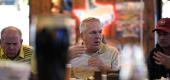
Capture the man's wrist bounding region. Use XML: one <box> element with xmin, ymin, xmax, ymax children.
<box><xmin>99</xmin><ymin>65</ymin><xmax>111</xmax><ymax>73</ymax></box>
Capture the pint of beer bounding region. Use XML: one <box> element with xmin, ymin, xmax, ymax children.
<box><xmin>0</xmin><ymin>60</ymin><xmax>31</xmax><ymax>80</ymax></box>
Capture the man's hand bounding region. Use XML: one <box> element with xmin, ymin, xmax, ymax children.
<box><xmin>68</xmin><ymin>45</ymin><xmax>86</xmax><ymax>60</ymax></box>
<box><xmin>153</xmin><ymin>51</ymin><xmax>170</xmax><ymax>69</ymax></box>
<box><xmin>88</xmin><ymin>56</ymin><xmax>111</xmax><ymax>72</ymax></box>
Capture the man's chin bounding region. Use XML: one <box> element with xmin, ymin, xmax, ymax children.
<box><xmin>92</xmin><ymin>46</ymin><xmax>100</xmax><ymax>50</ymax></box>
<box><xmin>7</xmin><ymin>53</ymin><xmax>17</xmax><ymax>56</ymax></box>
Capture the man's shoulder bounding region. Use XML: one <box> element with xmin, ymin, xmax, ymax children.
<box><xmin>22</xmin><ymin>45</ymin><xmax>34</xmax><ymax>54</ymax></box>
<box><xmin>103</xmin><ymin>44</ymin><xmax>118</xmax><ymax>51</ymax></box>
<box><xmin>101</xmin><ymin>44</ymin><xmax>119</xmax><ymax>54</ymax></box>
<box><xmin>22</xmin><ymin>45</ymin><xmax>33</xmax><ymax>49</ymax></box>
<box><xmin>22</xmin><ymin>45</ymin><xmax>33</xmax><ymax>50</ymax></box>
<box><xmin>147</xmin><ymin>47</ymin><xmax>158</xmax><ymax>60</ymax></box>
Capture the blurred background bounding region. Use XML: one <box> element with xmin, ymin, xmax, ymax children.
<box><xmin>0</xmin><ymin>0</ymin><xmax>169</xmax><ymax>59</ymax></box>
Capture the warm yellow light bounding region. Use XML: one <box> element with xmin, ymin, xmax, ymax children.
<box><xmin>52</xmin><ymin>0</ymin><xmax>60</xmax><ymax>6</ymax></box>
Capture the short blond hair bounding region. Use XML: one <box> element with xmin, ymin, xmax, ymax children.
<box><xmin>79</xmin><ymin>17</ymin><xmax>102</xmax><ymax>33</ymax></box>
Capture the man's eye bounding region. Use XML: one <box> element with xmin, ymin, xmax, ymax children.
<box><xmin>5</xmin><ymin>43</ymin><xmax>11</xmax><ymax>46</ymax></box>
<box><xmin>99</xmin><ymin>31</ymin><xmax>102</xmax><ymax>34</ymax></box>
<box><xmin>158</xmin><ymin>33</ymin><xmax>169</xmax><ymax>36</ymax></box>
<box><xmin>90</xmin><ymin>32</ymin><xmax>96</xmax><ymax>34</ymax></box>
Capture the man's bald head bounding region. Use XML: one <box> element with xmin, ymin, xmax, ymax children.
<box><xmin>1</xmin><ymin>26</ymin><xmax>22</xmax><ymax>39</ymax></box>
<box><xmin>0</xmin><ymin>26</ymin><xmax>23</xmax><ymax>58</ymax></box>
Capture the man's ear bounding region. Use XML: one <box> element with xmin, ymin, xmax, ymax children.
<box><xmin>80</xmin><ymin>33</ymin><xmax>84</xmax><ymax>40</ymax></box>
<box><xmin>80</xmin><ymin>33</ymin><xmax>83</xmax><ymax>38</ymax></box>
<box><xmin>79</xmin><ymin>33</ymin><xmax>84</xmax><ymax>45</ymax></box>
<box><xmin>21</xmin><ymin>39</ymin><xmax>23</xmax><ymax>44</ymax></box>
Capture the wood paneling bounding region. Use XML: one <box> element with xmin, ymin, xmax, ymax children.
<box><xmin>29</xmin><ymin>0</ymin><xmax>52</xmax><ymax>16</ymax></box>
<box><xmin>143</xmin><ymin>0</ymin><xmax>155</xmax><ymax>55</ymax></box>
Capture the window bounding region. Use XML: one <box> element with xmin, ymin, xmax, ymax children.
<box><xmin>0</xmin><ymin>0</ymin><xmax>29</xmax><ymax>45</ymax></box>
<box><xmin>162</xmin><ymin>0</ymin><xmax>170</xmax><ymax>17</ymax></box>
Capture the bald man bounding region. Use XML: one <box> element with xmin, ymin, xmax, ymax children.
<box><xmin>0</xmin><ymin>26</ymin><xmax>38</xmax><ymax>80</ymax></box>
<box><xmin>0</xmin><ymin>26</ymin><xmax>33</xmax><ymax>64</ymax></box>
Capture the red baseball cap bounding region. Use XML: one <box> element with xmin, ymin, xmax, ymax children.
<box><xmin>153</xmin><ymin>18</ymin><xmax>170</xmax><ymax>32</ymax></box>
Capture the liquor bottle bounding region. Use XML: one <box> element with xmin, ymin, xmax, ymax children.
<box><xmin>65</xmin><ymin>64</ymin><xmax>71</xmax><ymax>80</ymax></box>
<box><xmin>101</xmin><ymin>74</ymin><xmax>107</xmax><ymax>80</ymax></box>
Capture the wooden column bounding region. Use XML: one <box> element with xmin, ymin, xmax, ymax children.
<box><xmin>29</xmin><ymin>0</ymin><xmax>52</xmax><ymax>17</ymax></box>
<box><xmin>143</xmin><ymin>0</ymin><xmax>155</xmax><ymax>55</ymax></box>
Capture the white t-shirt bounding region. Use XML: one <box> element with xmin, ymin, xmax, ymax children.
<box><xmin>70</xmin><ymin>44</ymin><xmax>120</xmax><ymax>79</ymax></box>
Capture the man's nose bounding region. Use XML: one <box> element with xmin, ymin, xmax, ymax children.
<box><xmin>95</xmin><ymin>33</ymin><xmax>101</xmax><ymax>38</ymax></box>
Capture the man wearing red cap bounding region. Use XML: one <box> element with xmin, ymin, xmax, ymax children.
<box><xmin>147</xmin><ymin>18</ymin><xmax>170</xmax><ymax>79</ymax></box>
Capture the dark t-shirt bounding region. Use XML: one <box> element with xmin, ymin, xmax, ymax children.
<box><xmin>147</xmin><ymin>44</ymin><xmax>170</xmax><ymax>80</ymax></box>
